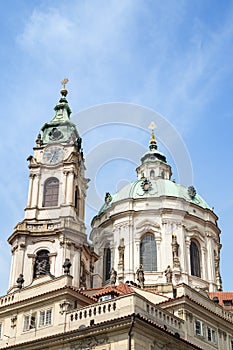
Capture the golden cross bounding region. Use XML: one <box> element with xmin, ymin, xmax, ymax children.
<box><xmin>148</xmin><ymin>121</ymin><xmax>157</xmax><ymax>132</ymax></box>
<box><xmin>61</xmin><ymin>78</ymin><xmax>69</xmax><ymax>89</ymax></box>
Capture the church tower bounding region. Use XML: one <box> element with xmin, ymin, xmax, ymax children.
<box><xmin>8</xmin><ymin>80</ymin><xmax>97</xmax><ymax>292</ymax></box>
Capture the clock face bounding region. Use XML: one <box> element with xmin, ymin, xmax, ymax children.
<box><xmin>43</xmin><ymin>146</ymin><xmax>64</xmax><ymax>164</ymax></box>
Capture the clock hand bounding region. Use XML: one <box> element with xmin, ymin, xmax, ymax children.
<box><xmin>50</xmin><ymin>151</ymin><xmax>56</xmax><ymax>163</ymax></box>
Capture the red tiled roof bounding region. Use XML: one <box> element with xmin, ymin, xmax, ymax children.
<box><xmin>93</xmin><ymin>283</ymin><xmax>134</xmax><ymax>298</ymax></box>
<box><xmin>209</xmin><ymin>292</ymin><xmax>233</xmax><ymax>309</ymax></box>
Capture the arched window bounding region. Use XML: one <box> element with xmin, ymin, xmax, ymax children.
<box><xmin>140</xmin><ymin>234</ymin><xmax>157</xmax><ymax>271</ymax></box>
<box><xmin>74</xmin><ymin>186</ymin><xmax>80</xmax><ymax>211</ymax></box>
<box><xmin>190</xmin><ymin>240</ymin><xmax>201</xmax><ymax>277</ymax></box>
<box><xmin>103</xmin><ymin>247</ymin><xmax>111</xmax><ymax>282</ymax></box>
<box><xmin>43</xmin><ymin>177</ymin><xmax>59</xmax><ymax>207</ymax></box>
<box><xmin>150</xmin><ymin>170</ymin><xmax>155</xmax><ymax>179</ymax></box>
<box><xmin>33</xmin><ymin>250</ymin><xmax>50</xmax><ymax>278</ymax></box>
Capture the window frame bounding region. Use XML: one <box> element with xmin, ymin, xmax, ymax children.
<box><xmin>23</xmin><ymin>312</ymin><xmax>37</xmax><ymax>332</ymax></box>
<box><xmin>140</xmin><ymin>233</ymin><xmax>157</xmax><ymax>272</ymax></box>
<box><xmin>194</xmin><ymin>319</ymin><xmax>203</xmax><ymax>337</ymax></box>
<box><xmin>43</xmin><ymin>177</ymin><xmax>59</xmax><ymax>207</ymax></box>
<box><xmin>190</xmin><ymin>240</ymin><xmax>201</xmax><ymax>278</ymax></box>
<box><xmin>0</xmin><ymin>322</ymin><xmax>2</xmax><ymax>339</ymax></box>
<box><xmin>103</xmin><ymin>246</ymin><xmax>111</xmax><ymax>282</ymax></box>
<box><xmin>38</xmin><ymin>308</ymin><xmax>53</xmax><ymax>327</ymax></box>
<box><xmin>207</xmin><ymin>326</ymin><xmax>216</xmax><ymax>344</ymax></box>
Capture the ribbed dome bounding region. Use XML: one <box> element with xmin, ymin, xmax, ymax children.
<box><xmin>98</xmin><ymin>178</ymin><xmax>211</xmax><ymax>215</ymax></box>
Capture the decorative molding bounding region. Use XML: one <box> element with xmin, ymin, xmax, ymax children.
<box><xmin>70</xmin><ymin>336</ymin><xmax>109</xmax><ymax>349</ymax></box>
<box><xmin>136</xmin><ymin>220</ymin><xmax>160</xmax><ymax>230</ymax></box>
<box><xmin>32</xmin><ymin>238</ymin><xmax>56</xmax><ymax>244</ymax></box>
<box><xmin>11</xmin><ymin>314</ymin><xmax>17</xmax><ymax>328</ymax></box>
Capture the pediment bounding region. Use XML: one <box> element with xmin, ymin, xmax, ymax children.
<box><xmin>136</xmin><ymin>220</ymin><xmax>160</xmax><ymax>233</ymax></box>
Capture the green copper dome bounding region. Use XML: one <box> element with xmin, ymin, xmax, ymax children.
<box><xmin>98</xmin><ymin>179</ymin><xmax>211</xmax><ymax>215</ymax></box>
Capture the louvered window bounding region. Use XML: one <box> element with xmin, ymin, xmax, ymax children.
<box><xmin>43</xmin><ymin>177</ymin><xmax>59</xmax><ymax>207</ymax></box>
<box><xmin>140</xmin><ymin>234</ymin><xmax>157</xmax><ymax>271</ymax></box>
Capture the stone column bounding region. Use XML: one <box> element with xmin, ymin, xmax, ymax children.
<box><xmin>118</xmin><ymin>238</ymin><xmax>125</xmax><ymax>282</ymax></box>
<box><xmin>26</xmin><ymin>174</ymin><xmax>34</xmax><ymax>207</ymax></box>
<box><xmin>13</xmin><ymin>242</ymin><xmax>26</xmax><ymax>287</ymax></box>
<box><xmin>9</xmin><ymin>244</ymin><xmax>18</xmax><ymax>289</ymax></box>
<box><xmin>155</xmin><ymin>237</ymin><xmax>162</xmax><ymax>271</ymax></box>
<box><xmin>185</xmin><ymin>239</ymin><xmax>191</xmax><ymax>275</ymax></box>
<box><xmin>66</xmin><ymin>171</ymin><xmax>74</xmax><ymax>204</ymax></box>
<box><xmin>72</xmin><ymin>246</ymin><xmax>81</xmax><ymax>287</ymax></box>
<box><xmin>27</xmin><ymin>254</ymin><xmax>36</xmax><ymax>283</ymax></box>
<box><xmin>206</xmin><ymin>233</ymin><xmax>215</xmax><ymax>284</ymax></box>
<box><xmin>63</xmin><ymin>171</ymin><xmax>68</xmax><ymax>204</ymax></box>
<box><xmin>31</xmin><ymin>174</ymin><xmax>40</xmax><ymax>208</ymax></box>
<box><xmin>135</xmin><ymin>239</ymin><xmax>140</xmax><ymax>275</ymax></box>
<box><xmin>201</xmin><ymin>246</ymin><xmax>207</xmax><ymax>280</ymax></box>
<box><xmin>128</xmin><ymin>223</ymin><xmax>134</xmax><ymax>274</ymax></box>
<box><xmin>48</xmin><ymin>253</ymin><xmax>57</xmax><ymax>277</ymax></box>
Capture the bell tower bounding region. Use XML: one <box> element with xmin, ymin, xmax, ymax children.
<box><xmin>8</xmin><ymin>80</ymin><xmax>97</xmax><ymax>292</ymax></box>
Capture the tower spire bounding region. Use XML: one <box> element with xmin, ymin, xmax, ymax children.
<box><xmin>148</xmin><ymin>121</ymin><xmax>157</xmax><ymax>150</ymax></box>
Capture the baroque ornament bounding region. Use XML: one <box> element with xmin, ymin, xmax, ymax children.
<box><xmin>141</xmin><ymin>178</ymin><xmax>152</xmax><ymax>193</ymax></box>
<box><xmin>188</xmin><ymin>185</ymin><xmax>196</xmax><ymax>199</ymax></box>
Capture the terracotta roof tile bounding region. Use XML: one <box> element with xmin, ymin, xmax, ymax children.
<box><xmin>209</xmin><ymin>292</ymin><xmax>233</xmax><ymax>309</ymax></box>
<box><xmin>93</xmin><ymin>283</ymin><xmax>134</xmax><ymax>298</ymax></box>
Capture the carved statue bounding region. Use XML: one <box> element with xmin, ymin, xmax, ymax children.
<box><xmin>105</xmin><ymin>192</ymin><xmax>112</xmax><ymax>204</ymax></box>
<box><xmin>110</xmin><ymin>267</ymin><xmax>117</xmax><ymax>286</ymax></box>
<box><xmin>35</xmin><ymin>258</ymin><xmax>48</xmax><ymax>277</ymax></box>
<box><xmin>63</xmin><ymin>258</ymin><xmax>72</xmax><ymax>274</ymax></box>
<box><xmin>76</xmin><ymin>137</ymin><xmax>82</xmax><ymax>151</ymax></box>
<box><xmin>136</xmin><ymin>264</ymin><xmax>145</xmax><ymax>288</ymax></box>
<box><xmin>214</xmin><ymin>250</ymin><xmax>223</xmax><ymax>291</ymax></box>
<box><xmin>80</xmin><ymin>267</ymin><xmax>87</xmax><ymax>288</ymax></box>
<box><xmin>165</xmin><ymin>265</ymin><xmax>173</xmax><ymax>283</ymax></box>
<box><xmin>171</xmin><ymin>234</ymin><xmax>181</xmax><ymax>269</ymax></box>
<box><xmin>188</xmin><ymin>185</ymin><xmax>196</xmax><ymax>199</ymax></box>
<box><xmin>172</xmin><ymin>234</ymin><xmax>179</xmax><ymax>259</ymax></box>
<box><xmin>16</xmin><ymin>274</ymin><xmax>24</xmax><ymax>289</ymax></box>
<box><xmin>118</xmin><ymin>238</ymin><xmax>125</xmax><ymax>265</ymax></box>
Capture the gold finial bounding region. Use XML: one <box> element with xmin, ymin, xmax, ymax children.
<box><xmin>60</xmin><ymin>78</ymin><xmax>69</xmax><ymax>97</ymax></box>
<box><xmin>149</xmin><ymin>121</ymin><xmax>156</xmax><ymax>131</ymax></box>
<box><xmin>148</xmin><ymin>121</ymin><xmax>157</xmax><ymax>146</ymax></box>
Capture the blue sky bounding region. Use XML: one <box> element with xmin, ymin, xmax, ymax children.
<box><xmin>0</xmin><ymin>0</ymin><xmax>233</xmax><ymax>295</ymax></box>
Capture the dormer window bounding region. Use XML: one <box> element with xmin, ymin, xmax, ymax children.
<box><xmin>223</xmin><ymin>299</ymin><xmax>233</xmax><ymax>307</ymax></box>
